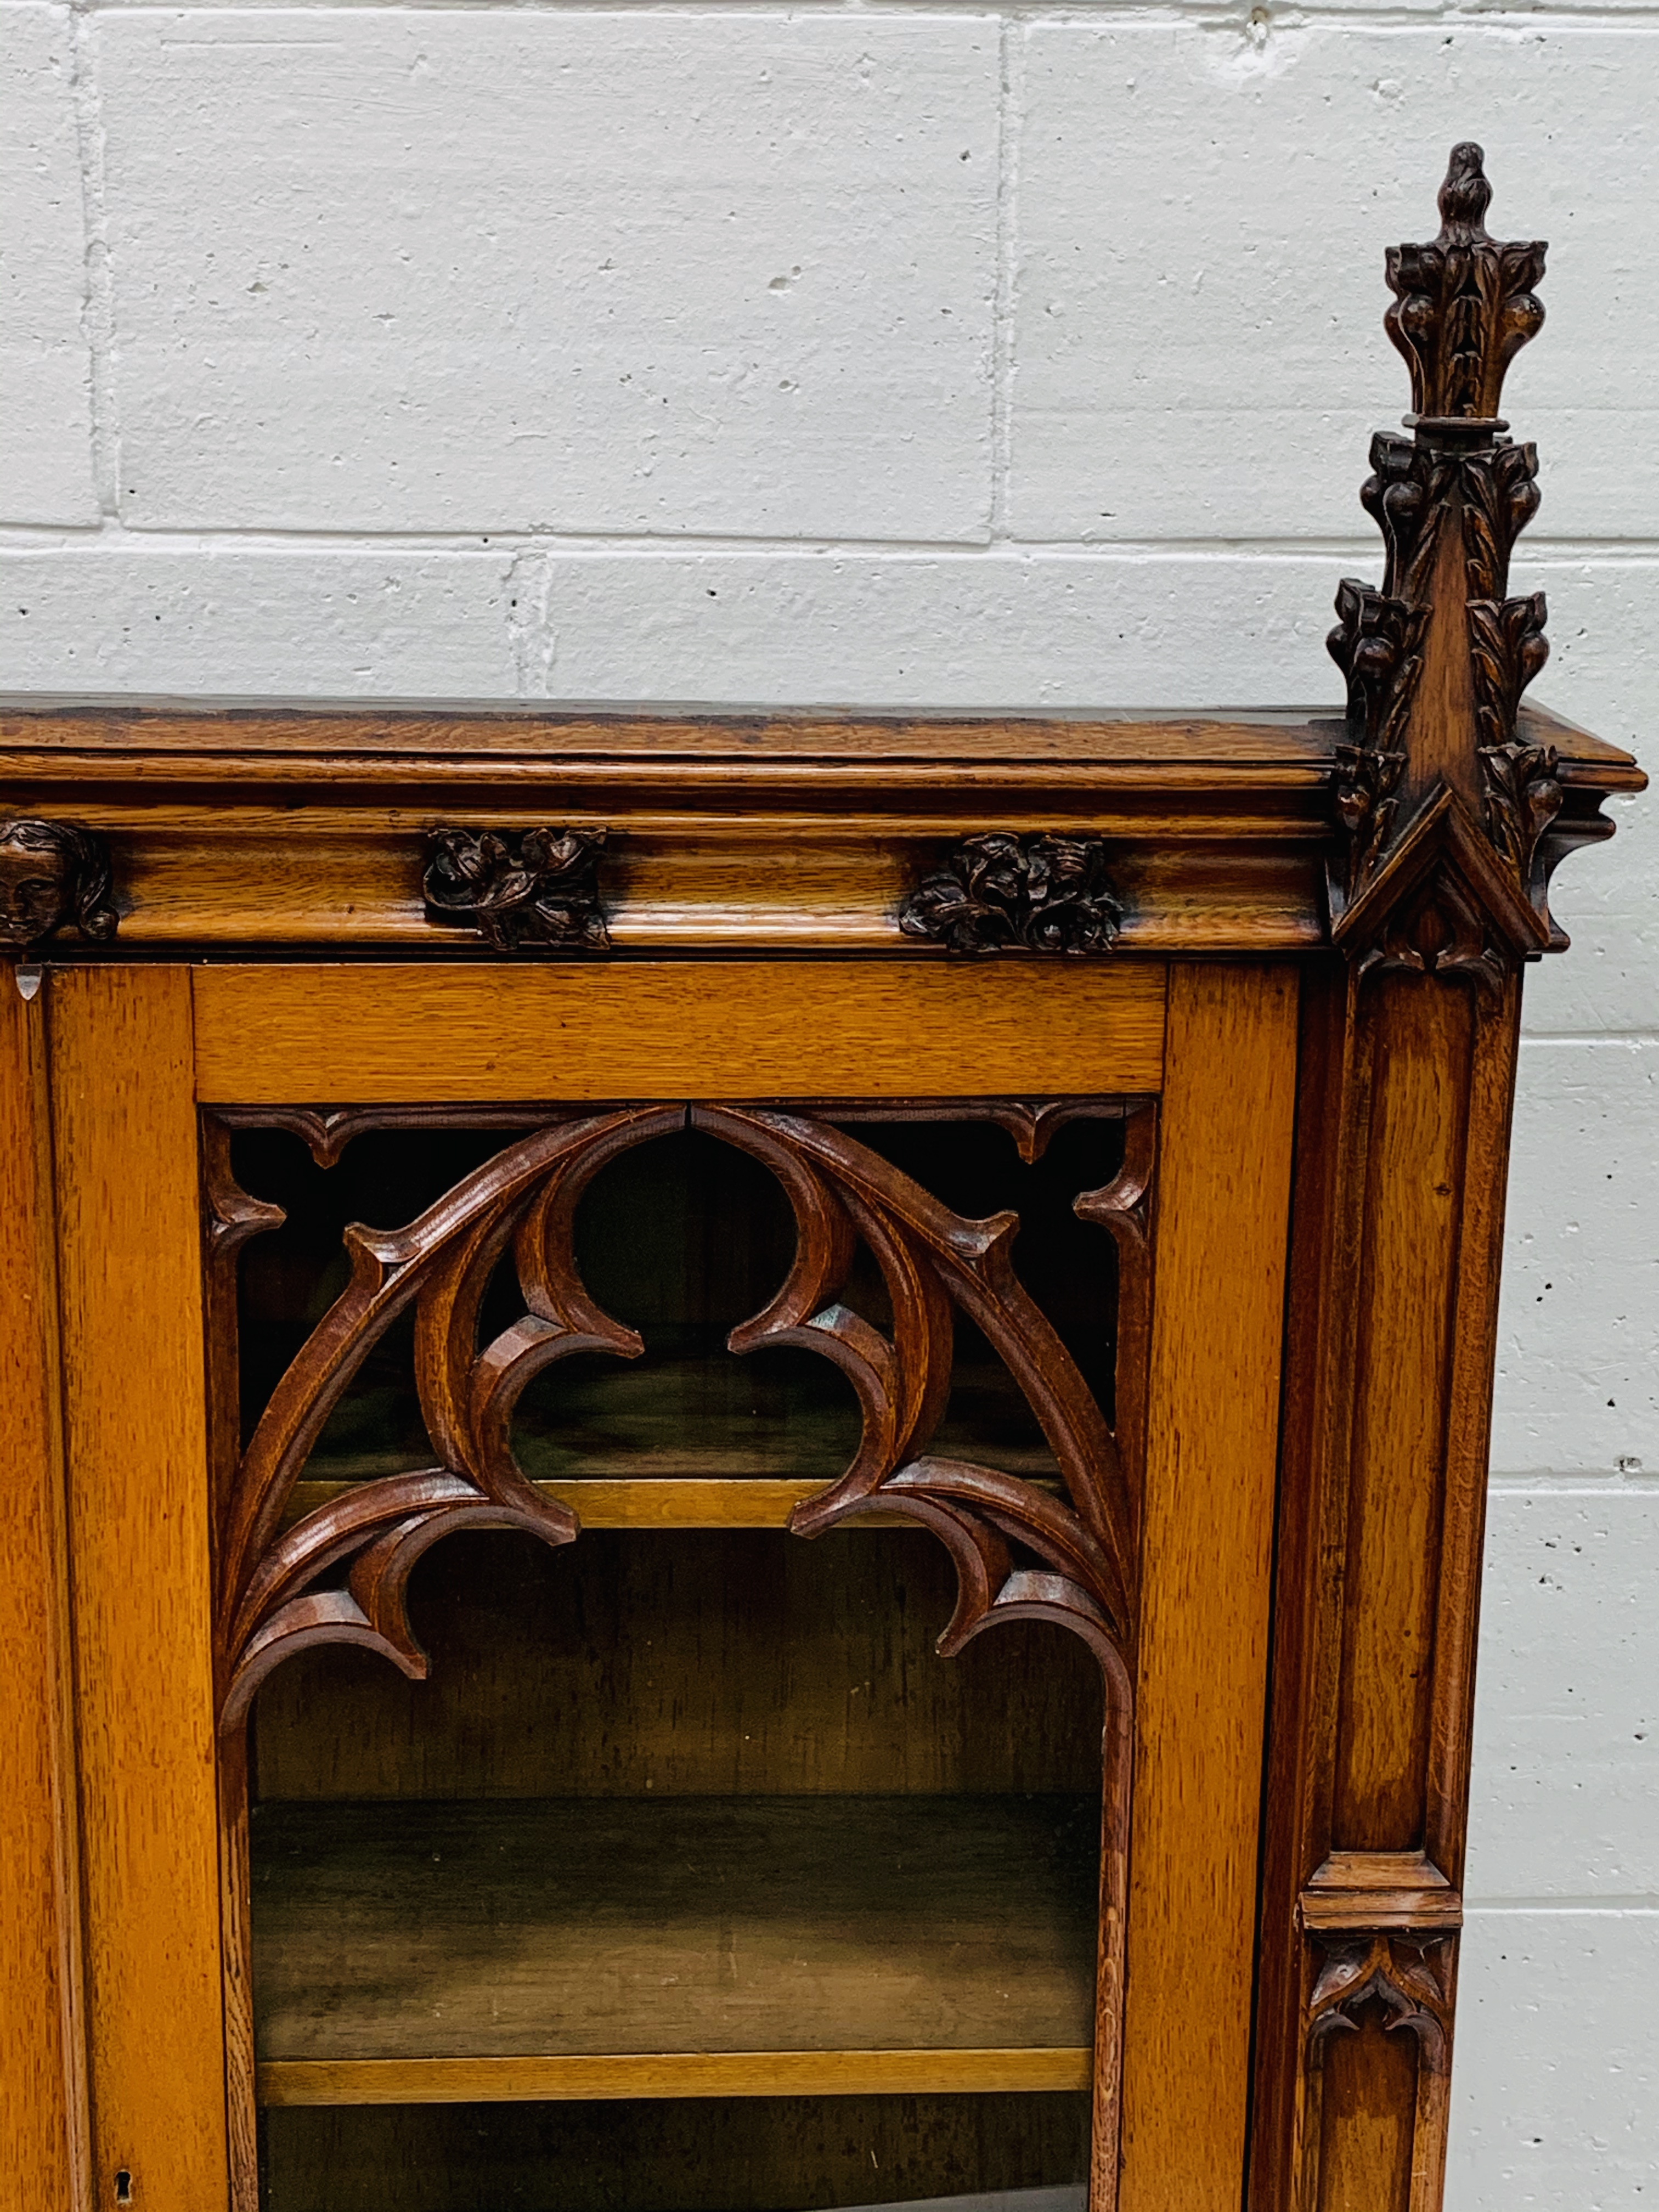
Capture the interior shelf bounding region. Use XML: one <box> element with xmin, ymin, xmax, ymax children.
<box><xmin>252</xmin><ymin>1793</ymin><xmax>1098</xmax><ymax>2107</ymax></box>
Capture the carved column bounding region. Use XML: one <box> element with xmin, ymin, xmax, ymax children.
<box><xmin>1251</xmin><ymin>146</ymin><xmax>1621</xmax><ymax>2211</ymax></box>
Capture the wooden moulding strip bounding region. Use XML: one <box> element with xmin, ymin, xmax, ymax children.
<box><xmin>1116</xmin><ymin>963</ymin><xmax>1300</xmax><ymax>2212</ymax></box>
<box><xmin>257</xmin><ymin>2048</ymin><xmax>1094</xmax><ymax>2108</ymax></box>
<box><xmin>278</xmin><ymin>1476</ymin><xmax>1053</xmax><ymax>1531</ymax></box>
<box><xmin>191</xmin><ymin>960</ymin><xmax>1168</xmax><ymax>1104</ymax></box>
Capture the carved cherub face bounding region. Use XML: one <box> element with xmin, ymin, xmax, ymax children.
<box><xmin>0</xmin><ymin>821</ymin><xmax>75</xmax><ymax>949</ymax></box>
<box><xmin>0</xmin><ymin>818</ymin><xmax>117</xmax><ymax>950</ymax></box>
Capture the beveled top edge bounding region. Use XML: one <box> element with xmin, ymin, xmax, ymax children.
<box><xmin>0</xmin><ymin>696</ymin><xmax>1637</xmax><ymax>786</ymax></box>
<box><xmin>0</xmin><ymin>696</ymin><xmax>1346</xmax><ymax>765</ymax></box>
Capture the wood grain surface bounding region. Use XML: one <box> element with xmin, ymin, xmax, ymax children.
<box><xmin>251</xmin><ymin>1795</ymin><xmax>1098</xmax><ymax>2068</ymax></box>
<box><xmin>49</xmin><ymin>969</ymin><xmax>229</xmax><ymax>2211</ymax></box>
<box><xmin>258</xmin><ymin>2088</ymin><xmax>1091</xmax><ymax>2212</ymax></box>
<box><xmin>251</xmin><ymin>1529</ymin><xmax>1102</xmax><ymax>1807</ymax></box>
<box><xmin>192</xmin><ymin>961</ymin><xmax>1167</xmax><ymax>1103</ymax></box>
<box><xmin>1116</xmin><ymin>963</ymin><xmax>1300</xmax><ymax>2212</ymax></box>
<box><xmin>0</xmin><ymin>977</ymin><xmax>89</xmax><ymax>2212</ymax></box>
<box><xmin>259</xmin><ymin>2049</ymin><xmax>1094</xmax><ymax>2108</ymax></box>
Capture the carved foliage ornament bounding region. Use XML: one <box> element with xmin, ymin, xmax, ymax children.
<box><xmin>1326</xmin><ymin>145</ymin><xmax>1560</xmax><ymax>978</ymax></box>
<box><xmin>900</xmin><ymin>834</ymin><xmax>1122</xmax><ymax>956</ymax></box>
<box><xmin>424</xmin><ymin>826</ymin><xmax>610</xmax><ymax>951</ymax></box>
<box><xmin>1384</xmin><ymin>140</ymin><xmax>1545</xmax><ymax>424</ymax></box>
<box><xmin>0</xmin><ymin>816</ymin><xmax>119</xmax><ymax>953</ymax></box>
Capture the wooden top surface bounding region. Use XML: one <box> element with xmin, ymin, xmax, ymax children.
<box><xmin>0</xmin><ymin>696</ymin><xmax>1637</xmax><ymax>779</ymax></box>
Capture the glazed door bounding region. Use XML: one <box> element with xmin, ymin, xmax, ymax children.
<box><xmin>38</xmin><ymin>958</ymin><xmax>1297</xmax><ymax>2212</ymax></box>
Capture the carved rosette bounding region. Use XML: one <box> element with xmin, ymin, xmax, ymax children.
<box><xmin>1325</xmin><ymin>145</ymin><xmax>1570</xmax><ymax>986</ymax></box>
<box><xmin>899</xmin><ymin>833</ymin><xmax>1122</xmax><ymax>955</ymax></box>
<box><xmin>424</xmin><ymin>826</ymin><xmax>610</xmax><ymax>951</ymax></box>
<box><xmin>0</xmin><ymin>816</ymin><xmax>119</xmax><ymax>954</ymax></box>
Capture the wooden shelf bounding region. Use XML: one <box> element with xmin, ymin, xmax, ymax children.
<box><xmin>252</xmin><ymin>1794</ymin><xmax>1098</xmax><ymax>2107</ymax></box>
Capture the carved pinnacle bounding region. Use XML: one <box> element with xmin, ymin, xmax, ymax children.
<box><xmin>1385</xmin><ymin>143</ymin><xmax>1547</xmax><ymax>423</ymax></box>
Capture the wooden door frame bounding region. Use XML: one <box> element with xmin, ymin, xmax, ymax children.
<box><xmin>44</xmin><ymin>953</ymin><xmax>1304</xmax><ymax>2212</ymax></box>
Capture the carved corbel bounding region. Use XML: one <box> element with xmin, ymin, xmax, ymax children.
<box><xmin>899</xmin><ymin>833</ymin><xmax>1122</xmax><ymax>955</ymax></box>
<box><xmin>0</xmin><ymin>816</ymin><xmax>119</xmax><ymax>955</ymax></box>
<box><xmin>1325</xmin><ymin>144</ymin><xmax>1561</xmax><ymax>986</ymax></box>
<box><xmin>1306</xmin><ymin>1932</ymin><xmax>1455</xmax><ymax>2078</ymax></box>
<box><xmin>423</xmin><ymin>826</ymin><xmax>610</xmax><ymax>951</ymax></box>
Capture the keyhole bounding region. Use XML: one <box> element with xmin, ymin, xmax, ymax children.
<box><xmin>114</xmin><ymin>2174</ymin><xmax>132</xmax><ymax>2205</ymax></box>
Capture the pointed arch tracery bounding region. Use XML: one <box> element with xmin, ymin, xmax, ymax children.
<box><xmin>207</xmin><ymin>1099</ymin><xmax>1149</xmax><ymax>1727</ymax></box>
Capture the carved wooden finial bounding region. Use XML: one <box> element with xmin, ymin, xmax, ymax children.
<box><xmin>1324</xmin><ymin>148</ymin><xmax>1565</xmax><ymax>990</ymax></box>
<box><xmin>1384</xmin><ymin>143</ymin><xmax>1547</xmax><ymax>422</ymax></box>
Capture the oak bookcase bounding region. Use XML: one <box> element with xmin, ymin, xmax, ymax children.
<box><xmin>1</xmin><ymin>148</ymin><xmax>1644</xmax><ymax>2212</ymax></box>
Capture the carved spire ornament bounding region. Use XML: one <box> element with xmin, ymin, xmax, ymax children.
<box><xmin>1325</xmin><ymin>144</ymin><xmax>1584</xmax><ymax>989</ymax></box>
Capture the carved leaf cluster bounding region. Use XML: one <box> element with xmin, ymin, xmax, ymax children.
<box><xmin>1307</xmin><ymin>1933</ymin><xmax>1455</xmax><ymax>2079</ymax></box>
<box><xmin>0</xmin><ymin>816</ymin><xmax>120</xmax><ymax>953</ymax></box>
<box><xmin>1384</xmin><ymin>142</ymin><xmax>1546</xmax><ymax>421</ymax></box>
<box><xmin>424</xmin><ymin>826</ymin><xmax>610</xmax><ymax>951</ymax></box>
<box><xmin>1479</xmin><ymin>735</ymin><xmax>1562</xmax><ymax>889</ymax></box>
<box><xmin>1460</xmin><ymin>439</ymin><xmax>1543</xmax><ymax>602</ymax></box>
<box><xmin>899</xmin><ymin>834</ymin><xmax>1122</xmax><ymax>956</ymax></box>
<box><xmin>213</xmin><ymin>1105</ymin><xmax>1146</xmax><ymax>1728</ymax></box>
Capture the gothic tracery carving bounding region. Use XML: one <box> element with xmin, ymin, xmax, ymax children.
<box><xmin>1306</xmin><ymin>1932</ymin><xmax>1456</xmax><ymax>2079</ymax></box>
<box><xmin>210</xmin><ymin>1103</ymin><xmax>1144</xmax><ymax>1727</ymax></box>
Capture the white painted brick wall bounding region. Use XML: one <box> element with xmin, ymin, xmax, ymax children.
<box><xmin>2</xmin><ymin>5</ymin><xmax>1653</xmax><ymax>2201</ymax></box>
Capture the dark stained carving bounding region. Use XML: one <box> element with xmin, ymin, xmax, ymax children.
<box><xmin>1325</xmin><ymin>146</ymin><xmax>1564</xmax><ymax>988</ymax></box>
<box><xmin>0</xmin><ymin>816</ymin><xmax>119</xmax><ymax>953</ymax></box>
<box><xmin>1356</xmin><ymin>862</ymin><xmax>1509</xmax><ymax>1006</ymax></box>
<box><xmin>212</xmin><ymin>1106</ymin><xmax>681</xmax><ymax>1728</ymax></box>
<box><xmin>209</xmin><ymin>1103</ymin><xmax>562</xmax><ymax>1169</ymax></box>
<box><xmin>1306</xmin><ymin>1932</ymin><xmax>1455</xmax><ymax>2078</ymax></box>
<box><xmin>1384</xmin><ymin>140</ymin><xmax>1545</xmax><ymax>424</ymax></box>
<box><xmin>212</xmin><ymin>1102</ymin><xmax>1142</xmax><ymax>1714</ymax></box>
<box><xmin>423</xmin><ymin>826</ymin><xmax>610</xmax><ymax>951</ymax></box>
<box><xmin>1479</xmin><ymin>731</ymin><xmax>1562</xmax><ymax>891</ymax></box>
<box><xmin>899</xmin><ymin>833</ymin><xmax>1122</xmax><ymax>956</ymax></box>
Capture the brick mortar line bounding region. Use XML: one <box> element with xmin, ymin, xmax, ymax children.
<box><xmin>66</xmin><ymin>1</ymin><xmax>121</xmax><ymax>520</ymax></box>
<box><xmin>988</xmin><ymin>17</ymin><xmax>1017</xmax><ymax>543</ymax></box>
<box><xmin>58</xmin><ymin>2</ymin><xmax>1659</xmax><ymax>24</ymax></box>
<box><xmin>5</xmin><ymin>527</ymin><xmax>1659</xmax><ymax>561</ymax></box>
